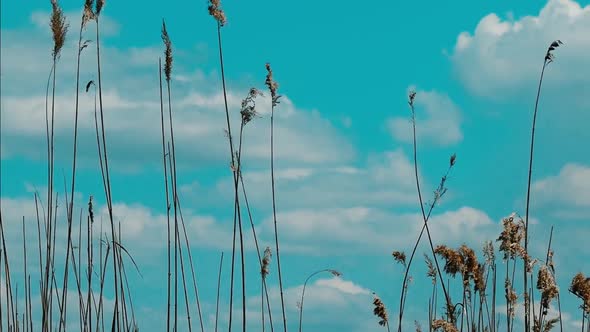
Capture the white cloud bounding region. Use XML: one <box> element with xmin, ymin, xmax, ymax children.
<box><xmin>254</xmin><ymin>206</ymin><xmax>497</xmax><ymax>255</ymax></box>
<box><xmin>182</xmin><ymin>148</ymin><xmax>422</xmax><ymax>211</ymax></box>
<box><xmin>532</xmin><ymin>163</ymin><xmax>590</xmax><ymax>208</ymax></box>
<box><xmin>388</xmin><ymin>89</ymin><xmax>463</xmax><ymax>146</ymax></box>
<box><xmin>0</xmin><ymin>14</ymin><xmax>354</xmax><ymax>171</ymax></box>
<box><xmin>450</xmin><ymin>0</ymin><xmax>590</xmax><ymax>100</ymax></box>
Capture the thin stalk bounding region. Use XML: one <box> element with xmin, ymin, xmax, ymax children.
<box><xmin>269</xmin><ymin>74</ymin><xmax>287</xmax><ymax>332</ymax></box>
<box><xmin>524</xmin><ymin>38</ymin><xmax>563</xmax><ymax>329</ymax></box>
<box><xmin>239</xmin><ymin>172</ymin><xmax>274</xmax><ymax>331</ymax></box>
<box><xmin>95</xmin><ymin>14</ymin><xmax>120</xmax><ymax>331</ymax></box>
<box><xmin>214</xmin><ymin>21</ymin><xmax>244</xmax><ymax>332</ymax></box>
<box><xmin>215</xmin><ymin>252</ymin><xmax>224</xmax><ymax>332</ymax></box>
<box><xmin>158</xmin><ymin>57</ymin><xmax>172</xmax><ymax>332</ymax></box>
<box><xmin>298</xmin><ymin>269</ymin><xmax>339</xmax><ymax>332</ymax></box>
<box><xmin>177</xmin><ymin>200</ymin><xmax>206</xmax><ymax>332</ymax></box>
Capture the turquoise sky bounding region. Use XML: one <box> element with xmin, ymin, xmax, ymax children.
<box><xmin>1</xmin><ymin>0</ymin><xmax>590</xmax><ymax>331</ymax></box>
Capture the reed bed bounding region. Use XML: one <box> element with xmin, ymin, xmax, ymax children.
<box><xmin>0</xmin><ymin>1</ymin><xmax>586</xmax><ymax>332</ymax></box>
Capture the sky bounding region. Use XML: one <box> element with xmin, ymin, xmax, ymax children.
<box><xmin>1</xmin><ymin>0</ymin><xmax>590</xmax><ymax>331</ymax></box>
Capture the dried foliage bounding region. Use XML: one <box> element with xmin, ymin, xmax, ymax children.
<box><xmin>208</xmin><ymin>0</ymin><xmax>227</xmax><ymax>26</ymax></box>
<box><xmin>50</xmin><ymin>0</ymin><xmax>68</xmax><ymax>59</ymax></box>
<box><xmin>570</xmin><ymin>273</ymin><xmax>590</xmax><ymax>314</ymax></box>
<box><xmin>261</xmin><ymin>247</ymin><xmax>271</xmax><ymax>279</ymax></box>
<box><xmin>537</xmin><ymin>265</ymin><xmax>559</xmax><ymax>315</ymax></box>
<box><xmin>95</xmin><ymin>0</ymin><xmax>105</xmax><ymax>17</ymax></box>
<box><xmin>372</xmin><ymin>293</ymin><xmax>389</xmax><ymax>327</ymax></box>
<box><xmin>392</xmin><ymin>251</ymin><xmax>407</xmax><ymax>268</ymax></box>
<box><xmin>432</xmin><ymin>319</ymin><xmax>459</xmax><ymax>332</ymax></box>
<box><xmin>161</xmin><ymin>20</ymin><xmax>173</xmax><ymax>82</ymax></box>
<box><xmin>240</xmin><ymin>88</ymin><xmax>262</xmax><ymax>125</ymax></box>
<box><xmin>265</xmin><ymin>63</ymin><xmax>281</xmax><ymax>107</ymax></box>
<box><xmin>82</xmin><ymin>0</ymin><xmax>95</xmax><ymax>28</ymax></box>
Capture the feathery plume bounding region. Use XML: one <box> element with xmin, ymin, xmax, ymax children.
<box><xmin>161</xmin><ymin>20</ymin><xmax>173</xmax><ymax>82</ymax></box>
<box><xmin>265</xmin><ymin>63</ymin><xmax>281</xmax><ymax>106</ymax></box>
<box><xmin>50</xmin><ymin>0</ymin><xmax>68</xmax><ymax>59</ymax></box>
<box><xmin>537</xmin><ymin>265</ymin><xmax>559</xmax><ymax>315</ymax></box>
<box><xmin>82</xmin><ymin>0</ymin><xmax>95</xmax><ymax>28</ymax></box>
<box><xmin>240</xmin><ymin>88</ymin><xmax>262</xmax><ymax>125</ymax></box>
<box><xmin>95</xmin><ymin>0</ymin><xmax>104</xmax><ymax>17</ymax></box>
<box><xmin>208</xmin><ymin>0</ymin><xmax>227</xmax><ymax>26</ymax></box>
<box><xmin>545</xmin><ymin>40</ymin><xmax>563</xmax><ymax>63</ymax></box>
<box><xmin>569</xmin><ymin>273</ymin><xmax>590</xmax><ymax>314</ymax></box>
<box><xmin>261</xmin><ymin>247</ymin><xmax>271</xmax><ymax>279</ymax></box>
<box><xmin>392</xmin><ymin>251</ymin><xmax>407</xmax><ymax>268</ymax></box>
<box><xmin>372</xmin><ymin>293</ymin><xmax>389</xmax><ymax>327</ymax></box>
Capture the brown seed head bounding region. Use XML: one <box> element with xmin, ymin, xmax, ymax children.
<box><xmin>261</xmin><ymin>247</ymin><xmax>271</xmax><ymax>279</ymax></box>
<box><xmin>408</xmin><ymin>90</ymin><xmax>417</xmax><ymax>107</ymax></box>
<box><xmin>434</xmin><ymin>245</ymin><xmax>464</xmax><ymax>277</ymax></box>
<box><xmin>95</xmin><ymin>0</ymin><xmax>105</xmax><ymax>17</ymax></box>
<box><xmin>265</xmin><ymin>63</ymin><xmax>280</xmax><ymax>107</ymax></box>
<box><xmin>392</xmin><ymin>251</ymin><xmax>406</xmax><ymax>268</ymax></box>
<box><xmin>208</xmin><ymin>0</ymin><xmax>227</xmax><ymax>26</ymax></box>
<box><xmin>504</xmin><ymin>278</ymin><xmax>518</xmax><ymax>318</ymax></box>
<box><xmin>82</xmin><ymin>0</ymin><xmax>95</xmax><ymax>28</ymax></box>
<box><xmin>432</xmin><ymin>319</ymin><xmax>458</xmax><ymax>332</ymax></box>
<box><xmin>545</xmin><ymin>40</ymin><xmax>563</xmax><ymax>63</ymax></box>
<box><xmin>372</xmin><ymin>293</ymin><xmax>389</xmax><ymax>327</ymax></box>
<box><xmin>424</xmin><ymin>254</ymin><xmax>437</xmax><ymax>284</ymax></box>
<box><xmin>328</xmin><ymin>269</ymin><xmax>342</xmax><ymax>277</ymax></box>
<box><xmin>497</xmin><ymin>213</ymin><xmax>528</xmax><ymax>261</ymax></box>
<box><xmin>88</xmin><ymin>196</ymin><xmax>94</xmax><ymax>223</ymax></box>
<box><xmin>240</xmin><ymin>88</ymin><xmax>262</xmax><ymax>125</ymax></box>
<box><xmin>569</xmin><ymin>273</ymin><xmax>590</xmax><ymax>314</ymax></box>
<box><xmin>161</xmin><ymin>20</ymin><xmax>173</xmax><ymax>82</ymax></box>
<box><xmin>50</xmin><ymin>0</ymin><xmax>69</xmax><ymax>59</ymax></box>
<box><xmin>537</xmin><ymin>265</ymin><xmax>559</xmax><ymax>315</ymax></box>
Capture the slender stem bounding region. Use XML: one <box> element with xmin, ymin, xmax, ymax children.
<box><xmin>215</xmin><ymin>252</ymin><xmax>224</xmax><ymax>332</ymax></box>
<box><xmin>524</xmin><ymin>59</ymin><xmax>548</xmax><ymax>332</ymax></box>
<box><xmin>95</xmin><ymin>15</ymin><xmax>120</xmax><ymax>331</ymax></box>
<box><xmin>158</xmin><ymin>58</ymin><xmax>172</xmax><ymax>332</ymax></box>
<box><xmin>214</xmin><ymin>22</ymin><xmax>244</xmax><ymax>332</ymax></box>
<box><xmin>298</xmin><ymin>269</ymin><xmax>335</xmax><ymax>332</ymax></box>
<box><xmin>271</xmin><ymin>91</ymin><xmax>287</xmax><ymax>332</ymax></box>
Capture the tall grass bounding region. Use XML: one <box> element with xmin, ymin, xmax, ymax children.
<box><xmin>1</xmin><ymin>1</ymin><xmax>588</xmax><ymax>332</ymax></box>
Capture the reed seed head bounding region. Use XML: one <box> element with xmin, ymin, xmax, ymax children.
<box><xmin>50</xmin><ymin>0</ymin><xmax>69</xmax><ymax>59</ymax></box>
<box><xmin>545</xmin><ymin>40</ymin><xmax>563</xmax><ymax>63</ymax></box>
<box><xmin>95</xmin><ymin>0</ymin><xmax>104</xmax><ymax>17</ymax></box>
<box><xmin>208</xmin><ymin>0</ymin><xmax>227</xmax><ymax>26</ymax></box>
<box><xmin>497</xmin><ymin>213</ymin><xmax>528</xmax><ymax>261</ymax></box>
<box><xmin>88</xmin><ymin>196</ymin><xmax>94</xmax><ymax>223</ymax></box>
<box><xmin>432</xmin><ymin>319</ymin><xmax>458</xmax><ymax>332</ymax></box>
<box><xmin>392</xmin><ymin>251</ymin><xmax>407</xmax><ymax>268</ymax></box>
<box><xmin>328</xmin><ymin>269</ymin><xmax>342</xmax><ymax>277</ymax></box>
<box><xmin>372</xmin><ymin>293</ymin><xmax>389</xmax><ymax>327</ymax></box>
<box><xmin>424</xmin><ymin>254</ymin><xmax>437</xmax><ymax>284</ymax></box>
<box><xmin>241</xmin><ymin>88</ymin><xmax>262</xmax><ymax>125</ymax></box>
<box><xmin>504</xmin><ymin>278</ymin><xmax>518</xmax><ymax>318</ymax></box>
<box><xmin>569</xmin><ymin>272</ymin><xmax>590</xmax><ymax>314</ymax></box>
<box><xmin>82</xmin><ymin>0</ymin><xmax>95</xmax><ymax>28</ymax></box>
<box><xmin>265</xmin><ymin>63</ymin><xmax>281</xmax><ymax>107</ymax></box>
<box><xmin>161</xmin><ymin>20</ymin><xmax>173</xmax><ymax>82</ymax></box>
<box><xmin>434</xmin><ymin>245</ymin><xmax>464</xmax><ymax>277</ymax></box>
<box><xmin>261</xmin><ymin>247</ymin><xmax>272</xmax><ymax>279</ymax></box>
<box><xmin>537</xmin><ymin>265</ymin><xmax>559</xmax><ymax>315</ymax></box>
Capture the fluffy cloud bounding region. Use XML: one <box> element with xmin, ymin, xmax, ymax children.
<box><xmin>530</xmin><ymin>163</ymin><xmax>590</xmax><ymax>221</ymax></box>
<box><xmin>254</xmin><ymin>206</ymin><xmax>497</xmax><ymax>255</ymax></box>
<box><xmin>450</xmin><ymin>0</ymin><xmax>590</xmax><ymax>101</ymax></box>
<box><xmin>0</xmin><ymin>11</ymin><xmax>354</xmax><ymax>171</ymax></box>
<box><xmin>181</xmin><ymin>148</ymin><xmax>427</xmax><ymax>212</ymax></box>
<box><xmin>388</xmin><ymin>89</ymin><xmax>463</xmax><ymax>146</ymax></box>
